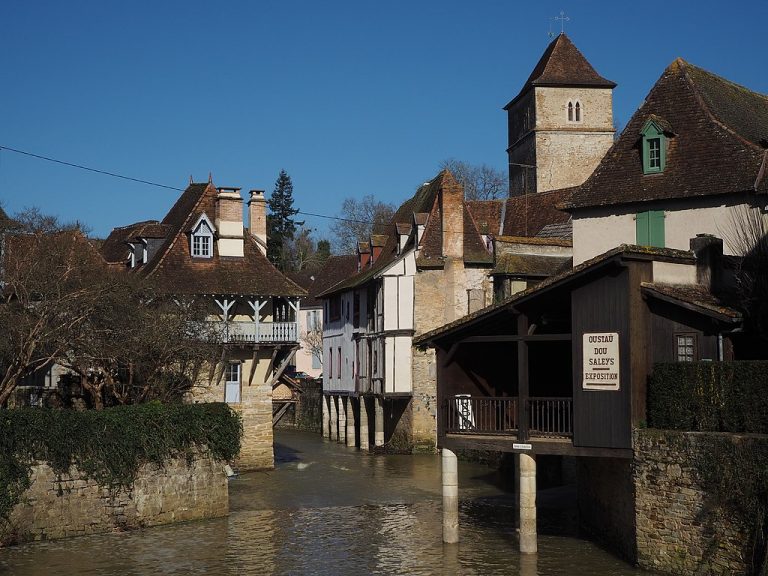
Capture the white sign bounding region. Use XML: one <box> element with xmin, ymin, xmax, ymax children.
<box><xmin>513</xmin><ymin>443</ymin><xmax>532</xmax><ymax>450</ymax></box>
<box><xmin>583</xmin><ymin>332</ymin><xmax>620</xmax><ymax>391</ymax></box>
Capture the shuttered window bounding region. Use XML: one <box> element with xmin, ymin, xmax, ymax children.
<box><xmin>636</xmin><ymin>210</ymin><xmax>665</xmax><ymax>247</ymax></box>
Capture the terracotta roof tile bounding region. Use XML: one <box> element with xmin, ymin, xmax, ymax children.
<box><xmin>641</xmin><ymin>282</ymin><xmax>742</xmax><ymax>321</ymax></box>
<box><xmin>466</xmin><ymin>200</ymin><xmax>503</xmax><ymax>236</ymax></box>
<box><xmin>492</xmin><ymin>254</ymin><xmax>571</xmax><ymax>277</ymax></box>
<box><xmin>502</xmin><ymin>188</ymin><xmax>573</xmax><ymax>237</ymax></box>
<box><xmin>288</xmin><ymin>255</ymin><xmax>358</xmax><ymax>307</ymax></box>
<box><xmin>102</xmin><ymin>181</ymin><xmax>305</xmax><ymax>297</ymax></box>
<box><xmin>505</xmin><ymin>34</ymin><xmax>616</xmax><ymax>109</ymax></box>
<box><xmin>566</xmin><ymin>59</ymin><xmax>768</xmax><ymax>210</ymax></box>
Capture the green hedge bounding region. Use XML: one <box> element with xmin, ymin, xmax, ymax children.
<box><xmin>0</xmin><ymin>402</ymin><xmax>241</xmax><ymax>526</ymax></box>
<box><xmin>648</xmin><ymin>361</ymin><xmax>768</xmax><ymax>433</ymax></box>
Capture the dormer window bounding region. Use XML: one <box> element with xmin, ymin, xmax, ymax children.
<box><xmin>190</xmin><ymin>214</ymin><xmax>215</xmax><ymax>258</ymax></box>
<box><xmin>567</xmin><ymin>101</ymin><xmax>581</xmax><ymax>123</ymax></box>
<box><xmin>641</xmin><ymin>117</ymin><xmax>669</xmax><ymax>174</ymax></box>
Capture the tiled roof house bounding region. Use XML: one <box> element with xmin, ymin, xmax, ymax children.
<box><xmin>102</xmin><ymin>179</ymin><xmax>306</xmax><ymax>470</ymax></box>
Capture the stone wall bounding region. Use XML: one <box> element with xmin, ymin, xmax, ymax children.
<box><xmin>634</xmin><ymin>430</ymin><xmax>754</xmax><ymax>576</ymax></box>
<box><xmin>577</xmin><ymin>457</ymin><xmax>637</xmax><ymax>562</ymax></box>
<box><xmin>6</xmin><ymin>453</ymin><xmax>228</xmax><ymax>545</ymax></box>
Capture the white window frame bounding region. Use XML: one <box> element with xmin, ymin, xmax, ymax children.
<box><xmin>190</xmin><ymin>214</ymin><xmax>215</xmax><ymax>258</ymax></box>
<box><xmin>225</xmin><ymin>362</ymin><xmax>241</xmax><ymax>403</ymax></box>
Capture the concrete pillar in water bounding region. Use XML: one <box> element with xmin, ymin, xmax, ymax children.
<box><xmin>322</xmin><ymin>395</ymin><xmax>330</xmax><ymax>439</ymax></box>
<box><xmin>346</xmin><ymin>397</ymin><xmax>356</xmax><ymax>447</ymax></box>
<box><xmin>338</xmin><ymin>397</ymin><xmax>347</xmax><ymax>444</ymax></box>
<box><xmin>442</xmin><ymin>448</ymin><xmax>459</xmax><ymax>544</ymax></box>
<box><xmin>359</xmin><ymin>397</ymin><xmax>370</xmax><ymax>451</ymax></box>
<box><xmin>518</xmin><ymin>452</ymin><xmax>537</xmax><ymax>554</ymax></box>
<box><xmin>329</xmin><ymin>396</ymin><xmax>337</xmax><ymax>442</ymax></box>
<box><xmin>374</xmin><ymin>396</ymin><xmax>385</xmax><ymax>447</ymax></box>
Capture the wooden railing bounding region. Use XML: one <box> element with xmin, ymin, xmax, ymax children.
<box><xmin>528</xmin><ymin>397</ymin><xmax>573</xmax><ymax>438</ymax></box>
<box><xmin>443</xmin><ymin>395</ymin><xmax>572</xmax><ymax>439</ymax></box>
<box><xmin>444</xmin><ymin>396</ymin><xmax>518</xmax><ymax>435</ymax></box>
<box><xmin>208</xmin><ymin>321</ymin><xmax>298</xmax><ymax>343</ymax></box>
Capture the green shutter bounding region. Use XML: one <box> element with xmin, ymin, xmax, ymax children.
<box><xmin>636</xmin><ymin>211</ymin><xmax>650</xmax><ymax>245</ymax></box>
<box><xmin>649</xmin><ymin>210</ymin><xmax>665</xmax><ymax>247</ymax></box>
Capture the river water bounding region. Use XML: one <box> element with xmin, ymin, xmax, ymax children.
<box><xmin>0</xmin><ymin>430</ymin><xmax>655</xmax><ymax>575</ymax></box>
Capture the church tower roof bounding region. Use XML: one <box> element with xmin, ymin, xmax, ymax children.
<box><xmin>504</xmin><ymin>34</ymin><xmax>616</xmax><ymax>109</ymax></box>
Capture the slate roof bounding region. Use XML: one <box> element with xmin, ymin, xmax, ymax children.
<box><xmin>641</xmin><ymin>282</ymin><xmax>741</xmax><ymax>322</ymax></box>
<box><xmin>288</xmin><ymin>255</ymin><xmax>358</xmax><ymax>308</ymax></box>
<box><xmin>102</xmin><ymin>181</ymin><xmax>305</xmax><ymax>297</ymax></box>
<box><xmin>537</xmin><ymin>220</ymin><xmax>573</xmax><ymax>239</ymax></box>
<box><xmin>566</xmin><ymin>59</ymin><xmax>768</xmax><ymax>210</ymax></box>
<box><xmin>415</xmin><ymin>244</ymin><xmax>696</xmax><ymax>345</ymax></box>
<box><xmin>504</xmin><ymin>34</ymin><xmax>616</xmax><ymax>109</ymax></box>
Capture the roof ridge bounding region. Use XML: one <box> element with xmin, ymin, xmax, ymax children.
<box><xmin>143</xmin><ymin>182</ymin><xmax>212</xmax><ymax>279</ymax></box>
<box><xmin>677</xmin><ymin>59</ymin><xmax>767</xmax><ymax>153</ymax></box>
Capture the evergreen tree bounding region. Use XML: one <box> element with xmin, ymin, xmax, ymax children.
<box><xmin>267</xmin><ymin>170</ymin><xmax>301</xmax><ymax>270</ymax></box>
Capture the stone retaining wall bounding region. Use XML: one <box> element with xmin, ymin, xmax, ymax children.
<box><xmin>634</xmin><ymin>429</ymin><xmax>756</xmax><ymax>575</ymax></box>
<box><xmin>5</xmin><ymin>453</ymin><xmax>228</xmax><ymax>545</ymax></box>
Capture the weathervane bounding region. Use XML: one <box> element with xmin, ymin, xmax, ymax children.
<box><xmin>555</xmin><ymin>10</ymin><xmax>570</xmax><ymax>35</ymax></box>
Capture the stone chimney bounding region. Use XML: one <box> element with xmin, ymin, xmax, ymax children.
<box><xmin>690</xmin><ymin>234</ymin><xmax>723</xmax><ymax>293</ymax></box>
<box><xmin>370</xmin><ymin>235</ymin><xmax>387</xmax><ymax>264</ymax></box>
<box><xmin>215</xmin><ymin>187</ymin><xmax>244</xmax><ymax>257</ymax></box>
<box><xmin>440</xmin><ymin>172</ymin><xmax>464</xmax><ymax>259</ymax></box>
<box><xmin>358</xmin><ymin>241</ymin><xmax>371</xmax><ymax>271</ymax></box>
<box><xmin>248</xmin><ymin>189</ymin><xmax>267</xmax><ymax>255</ymax></box>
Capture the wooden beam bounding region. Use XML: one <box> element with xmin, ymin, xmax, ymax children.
<box><xmin>266</xmin><ymin>346</ymin><xmax>299</xmax><ymax>388</ymax></box>
<box><xmin>460</xmin><ymin>334</ymin><xmax>571</xmax><ymax>343</ymax></box>
<box><xmin>272</xmin><ymin>401</ymin><xmax>292</xmax><ymax>426</ymax></box>
<box><xmin>247</xmin><ymin>347</ymin><xmax>259</xmax><ymax>386</ymax></box>
<box><xmin>443</xmin><ymin>342</ymin><xmax>461</xmax><ymax>366</ymax></box>
<box><xmin>517</xmin><ymin>314</ymin><xmax>530</xmax><ymax>442</ymax></box>
<box><xmin>442</xmin><ymin>434</ymin><xmax>633</xmax><ymax>458</ymax></box>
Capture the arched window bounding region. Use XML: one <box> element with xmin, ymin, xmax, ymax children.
<box><xmin>575</xmin><ymin>101</ymin><xmax>581</xmax><ymax>122</ymax></box>
<box><xmin>567</xmin><ymin>101</ymin><xmax>573</xmax><ymax>122</ymax></box>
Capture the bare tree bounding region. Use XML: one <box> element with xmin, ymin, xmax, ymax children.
<box><xmin>300</xmin><ymin>328</ymin><xmax>323</xmax><ymax>367</ymax></box>
<box><xmin>725</xmin><ymin>205</ymin><xmax>768</xmax><ymax>342</ymax></box>
<box><xmin>281</xmin><ymin>227</ymin><xmax>331</xmax><ymax>273</ymax></box>
<box><xmin>0</xmin><ymin>222</ymin><xmax>107</xmax><ymax>406</ymax></box>
<box><xmin>330</xmin><ymin>195</ymin><xmax>395</xmax><ymax>255</ymax></box>
<box><xmin>440</xmin><ymin>159</ymin><xmax>507</xmax><ymax>201</ymax></box>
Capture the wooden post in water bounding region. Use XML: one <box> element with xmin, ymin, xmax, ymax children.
<box><xmin>322</xmin><ymin>395</ymin><xmax>330</xmax><ymax>439</ymax></box>
<box><xmin>374</xmin><ymin>397</ymin><xmax>385</xmax><ymax>447</ymax></box>
<box><xmin>518</xmin><ymin>452</ymin><xmax>537</xmax><ymax>554</ymax></box>
<box><xmin>359</xmin><ymin>397</ymin><xmax>370</xmax><ymax>451</ymax></box>
<box><xmin>346</xmin><ymin>397</ymin><xmax>356</xmax><ymax>447</ymax></box>
<box><xmin>442</xmin><ymin>448</ymin><xmax>459</xmax><ymax>543</ymax></box>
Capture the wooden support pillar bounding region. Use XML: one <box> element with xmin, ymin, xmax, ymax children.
<box><xmin>359</xmin><ymin>397</ymin><xmax>370</xmax><ymax>451</ymax></box>
<box><xmin>517</xmin><ymin>314</ymin><xmax>530</xmax><ymax>442</ymax></box>
<box><xmin>374</xmin><ymin>396</ymin><xmax>385</xmax><ymax>447</ymax></box>
<box><xmin>442</xmin><ymin>448</ymin><xmax>459</xmax><ymax>544</ymax></box>
<box><xmin>322</xmin><ymin>395</ymin><xmax>330</xmax><ymax>439</ymax></box>
<box><xmin>338</xmin><ymin>397</ymin><xmax>347</xmax><ymax>444</ymax></box>
<box><xmin>329</xmin><ymin>396</ymin><xmax>338</xmax><ymax>441</ymax></box>
<box><xmin>518</xmin><ymin>452</ymin><xmax>537</xmax><ymax>554</ymax></box>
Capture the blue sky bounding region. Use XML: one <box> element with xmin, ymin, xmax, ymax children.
<box><xmin>1</xmin><ymin>1</ymin><xmax>767</xmax><ymax>241</ymax></box>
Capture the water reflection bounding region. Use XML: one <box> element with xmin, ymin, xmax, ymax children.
<box><xmin>0</xmin><ymin>430</ymin><xmax>654</xmax><ymax>575</ymax></box>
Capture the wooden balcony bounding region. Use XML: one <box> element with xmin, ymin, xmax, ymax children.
<box><xmin>208</xmin><ymin>320</ymin><xmax>298</xmax><ymax>344</ymax></box>
<box><xmin>443</xmin><ymin>396</ymin><xmax>573</xmax><ymax>439</ymax></box>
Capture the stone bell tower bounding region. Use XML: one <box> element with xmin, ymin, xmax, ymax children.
<box><xmin>505</xmin><ymin>34</ymin><xmax>616</xmax><ymax>196</ymax></box>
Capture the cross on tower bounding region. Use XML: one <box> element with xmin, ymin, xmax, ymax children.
<box><xmin>555</xmin><ymin>11</ymin><xmax>570</xmax><ymax>34</ymax></box>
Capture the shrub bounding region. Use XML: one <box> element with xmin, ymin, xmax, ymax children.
<box><xmin>648</xmin><ymin>361</ymin><xmax>768</xmax><ymax>433</ymax></box>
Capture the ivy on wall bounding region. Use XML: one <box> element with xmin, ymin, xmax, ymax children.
<box><xmin>0</xmin><ymin>402</ymin><xmax>241</xmax><ymax>530</ymax></box>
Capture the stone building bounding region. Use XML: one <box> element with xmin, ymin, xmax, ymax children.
<box><xmin>101</xmin><ymin>178</ymin><xmax>306</xmax><ymax>470</ymax></box>
<box><xmin>505</xmin><ymin>33</ymin><xmax>615</xmax><ymax>197</ymax></box>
